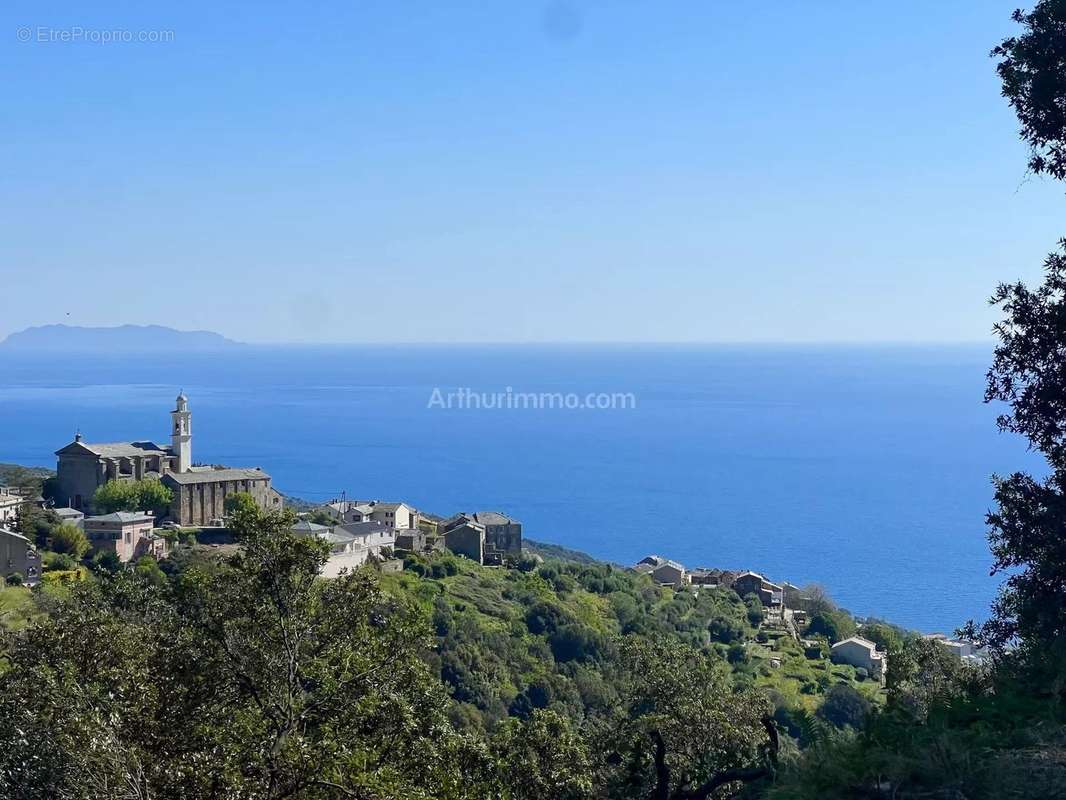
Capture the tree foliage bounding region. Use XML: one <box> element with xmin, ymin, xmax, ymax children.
<box><xmin>983</xmin><ymin>2</ymin><xmax>1066</xmax><ymax>695</ymax></box>
<box><xmin>591</xmin><ymin>636</ymin><xmax>777</xmax><ymax>800</ymax></box>
<box><xmin>92</xmin><ymin>478</ymin><xmax>173</xmax><ymax>516</ymax></box>
<box><xmin>993</xmin><ymin>0</ymin><xmax>1066</xmax><ymax>180</ymax></box>
<box><xmin>0</xmin><ymin>504</ymin><xmax>485</xmax><ymax>799</ymax></box>
<box><xmin>49</xmin><ymin>523</ymin><xmax>89</xmax><ymax>559</ymax></box>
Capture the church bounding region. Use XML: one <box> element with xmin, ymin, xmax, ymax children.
<box><xmin>55</xmin><ymin>393</ymin><xmax>282</xmax><ymax>526</ymax></box>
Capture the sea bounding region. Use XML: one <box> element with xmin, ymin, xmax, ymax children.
<box><xmin>0</xmin><ymin>344</ymin><xmax>1044</xmax><ymax>633</ymax></box>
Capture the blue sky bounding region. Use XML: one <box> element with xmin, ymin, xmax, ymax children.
<box><xmin>1</xmin><ymin>1</ymin><xmax>1062</xmax><ymax>343</ymax></box>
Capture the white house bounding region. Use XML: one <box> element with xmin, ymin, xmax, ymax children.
<box><xmin>316</xmin><ymin>499</ymin><xmax>419</xmax><ymax>529</ymax></box>
<box><xmin>830</xmin><ymin>636</ymin><xmax>887</xmax><ymax>683</ymax></box>
<box><xmin>291</xmin><ymin>520</ymin><xmax>397</xmax><ymax>578</ymax></box>
<box><xmin>0</xmin><ymin>489</ymin><xmax>22</xmax><ymax>525</ymax></box>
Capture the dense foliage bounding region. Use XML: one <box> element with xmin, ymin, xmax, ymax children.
<box><xmin>0</xmin><ymin>496</ymin><xmax>891</xmax><ymax>799</ymax></box>
<box><xmin>768</xmin><ymin>4</ymin><xmax>1066</xmax><ymax>795</ymax></box>
<box><xmin>92</xmin><ymin>477</ymin><xmax>174</xmax><ymax>516</ymax></box>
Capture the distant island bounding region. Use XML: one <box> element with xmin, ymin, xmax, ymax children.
<box><xmin>0</xmin><ymin>324</ymin><xmax>243</xmax><ymax>352</ymax></box>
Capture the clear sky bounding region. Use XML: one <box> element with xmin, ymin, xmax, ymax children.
<box><xmin>1</xmin><ymin>1</ymin><xmax>1062</xmax><ymax>343</ymax></box>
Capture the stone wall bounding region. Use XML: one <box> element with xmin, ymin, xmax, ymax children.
<box><xmin>170</xmin><ymin>478</ymin><xmax>279</xmax><ymax>527</ymax></box>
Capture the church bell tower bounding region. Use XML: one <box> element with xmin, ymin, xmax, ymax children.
<box><xmin>171</xmin><ymin>391</ymin><xmax>192</xmax><ymax>473</ymax></box>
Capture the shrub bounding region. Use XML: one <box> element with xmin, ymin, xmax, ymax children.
<box><xmin>44</xmin><ymin>553</ymin><xmax>76</xmax><ymax>572</ymax></box>
<box><xmin>817</xmin><ymin>683</ymin><xmax>871</xmax><ymax>729</ymax></box>
<box><xmin>50</xmin><ymin>525</ymin><xmax>90</xmax><ymax>559</ymax></box>
<box><xmin>5</xmin><ymin>572</ymin><xmax>24</xmax><ymax>586</ymax></box>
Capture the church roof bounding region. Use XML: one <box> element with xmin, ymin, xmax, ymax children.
<box><xmin>163</xmin><ymin>467</ymin><xmax>270</xmax><ymax>485</ymax></box>
<box><xmin>57</xmin><ymin>440</ymin><xmax>173</xmax><ymax>458</ymax></box>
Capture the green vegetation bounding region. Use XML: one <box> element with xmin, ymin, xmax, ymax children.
<box><xmin>0</xmin><ymin>500</ymin><xmax>883</xmax><ymax>798</ymax></box>
<box><xmin>91</xmin><ymin>477</ymin><xmax>173</xmax><ymax>516</ymax></box>
<box><xmin>768</xmin><ymin>5</ymin><xmax>1066</xmax><ymax>795</ymax></box>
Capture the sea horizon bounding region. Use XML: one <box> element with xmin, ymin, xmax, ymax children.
<box><xmin>0</xmin><ymin>342</ymin><xmax>1041</xmax><ymax>632</ymax></box>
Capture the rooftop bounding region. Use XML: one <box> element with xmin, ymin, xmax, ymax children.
<box><xmin>85</xmin><ymin>511</ymin><xmax>154</xmax><ymax>524</ymax></box>
<box><xmin>473</xmin><ymin>510</ymin><xmax>517</xmax><ymax>525</ymax></box>
<box><xmin>163</xmin><ymin>467</ymin><xmax>270</xmax><ymax>485</ymax></box>
<box><xmin>61</xmin><ymin>440</ymin><xmax>173</xmax><ymax>458</ymax></box>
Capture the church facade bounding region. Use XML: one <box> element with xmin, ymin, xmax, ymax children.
<box><xmin>55</xmin><ymin>393</ymin><xmax>281</xmax><ymax>526</ymax></box>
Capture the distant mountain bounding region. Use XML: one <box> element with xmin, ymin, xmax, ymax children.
<box><xmin>0</xmin><ymin>324</ymin><xmax>244</xmax><ymax>352</ymax></box>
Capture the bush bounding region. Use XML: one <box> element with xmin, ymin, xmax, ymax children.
<box><xmin>5</xmin><ymin>572</ymin><xmax>24</xmax><ymax>586</ymax></box>
<box><xmin>91</xmin><ymin>549</ymin><xmax>122</xmax><ymax>574</ymax></box>
<box><xmin>50</xmin><ymin>524</ymin><xmax>90</xmax><ymax>559</ymax></box>
<box><xmin>548</xmin><ymin>624</ymin><xmax>603</xmax><ymax>663</ymax></box>
<box><xmin>817</xmin><ymin>683</ymin><xmax>871</xmax><ymax>729</ymax></box>
<box><xmin>44</xmin><ymin>553</ymin><xmax>76</xmax><ymax>572</ymax></box>
<box><xmin>806</xmin><ymin>610</ymin><xmax>856</xmax><ymax>644</ymax></box>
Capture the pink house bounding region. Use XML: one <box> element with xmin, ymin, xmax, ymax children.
<box><xmin>83</xmin><ymin>511</ymin><xmax>167</xmax><ymax>563</ymax></box>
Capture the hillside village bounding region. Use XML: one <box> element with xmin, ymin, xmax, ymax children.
<box><xmin>0</xmin><ymin>391</ymin><xmax>984</xmax><ymax>691</ymax></box>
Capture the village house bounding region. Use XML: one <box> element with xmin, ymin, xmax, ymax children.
<box><xmin>731</xmin><ymin>571</ymin><xmax>785</xmax><ymax>607</ymax></box>
<box><xmin>418</xmin><ymin>512</ymin><xmax>445</xmax><ymax>536</ymax></box>
<box><xmin>925</xmin><ymin>633</ymin><xmax>985</xmax><ymax>662</ymax></box>
<box><xmin>83</xmin><ymin>511</ymin><xmax>167</xmax><ymax>563</ymax></box>
<box><xmin>444</xmin><ymin>520</ymin><xmax>486</xmax><ymax>563</ymax></box>
<box><xmin>394</xmin><ymin>528</ymin><xmax>444</xmax><ymax>556</ymax></box>
<box><xmin>53</xmin><ymin>507</ymin><xmax>85</xmax><ymax>528</ymax></box>
<box><xmin>0</xmin><ymin>527</ymin><xmax>41</xmax><ymax>585</ymax></box>
<box><xmin>318</xmin><ymin>499</ymin><xmax>420</xmax><ymax>529</ymax></box>
<box><xmin>441</xmin><ymin>511</ymin><xmax>522</xmax><ymax>559</ymax></box>
<box><xmin>651</xmin><ymin>559</ymin><xmax>687</xmax><ymax>588</ymax></box>
<box><xmin>830</xmin><ymin>636</ymin><xmax>887</xmax><ymax>684</ymax></box>
<box><xmin>689</xmin><ymin>568</ymin><xmax>739</xmax><ymax>587</ymax></box>
<box><xmin>55</xmin><ymin>393</ymin><xmax>282</xmax><ymax>525</ymax></box>
<box><xmin>0</xmin><ymin>488</ymin><xmax>22</xmax><ymax>525</ymax></box>
<box><xmin>291</xmin><ymin>519</ymin><xmax>396</xmax><ymax>578</ymax></box>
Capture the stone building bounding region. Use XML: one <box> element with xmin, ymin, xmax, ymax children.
<box><xmin>55</xmin><ymin>393</ymin><xmax>281</xmax><ymax>525</ymax></box>
<box><xmin>0</xmin><ymin>527</ymin><xmax>40</xmax><ymax>585</ymax></box>
<box><xmin>441</xmin><ymin>511</ymin><xmax>522</xmax><ymax>559</ymax></box>
<box><xmin>162</xmin><ymin>467</ymin><xmax>280</xmax><ymax>527</ymax></box>
<box><xmin>444</xmin><ymin>521</ymin><xmax>485</xmax><ymax>563</ymax></box>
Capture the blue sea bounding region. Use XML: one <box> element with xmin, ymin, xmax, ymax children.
<box><xmin>0</xmin><ymin>344</ymin><xmax>1042</xmax><ymax>632</ymax></box>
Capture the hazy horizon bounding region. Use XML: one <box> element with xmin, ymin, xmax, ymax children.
<box><xmin>3</xmin><ymin>1</ymin><xmax>1062</xmax><ymax>344</ymax></box>
<box><xmin>0</xmin><ymin>322</ymin><xmax>1001</xmax><ymax>348</ymax></box>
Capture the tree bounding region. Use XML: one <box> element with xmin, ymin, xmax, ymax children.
<box><xmin>858</xmin><ymin>621</ymin><xmax>903</xmax><ymax>654</ymax></box>
<box><xmin>491</xmin><ymin>709</ymin><xmax>592</xmax><ymax>800</ymax></box>
<box><xmin>133</xmin><ymin>556</ymin><xmax>167</xmax><ymax>587</ymax></box>
<box><xmin>816</xmin><ymin>684</ymin><xmax>870</xmax><ymax>730</ymax></box>
<box><xmin>743</xmin><ymin>593</ymin><xmax>765</xmax><ymax>627</ymax></box>
<box><xmin>92</xmin><ymin>479</ymin><xmax>172</xmax><ymax>516</ymax></box>
<box><xmin>50</xmin><ymin>524</ymin><xmax>89</xmax><ymax>559</ymax></box>
<box><xmin>886</xmin><ymin>636</ymin><xmax>984</xmax><ymax>721</ymax></box>
<box><xmin>806</xmin><ymin>611</ymin><xmax>855</xmax><ymax>644</ymax></box>
<box><xmin>0</xmin><ymin>503</ymin><xmax>485</xmax><ymax>800</ymax></box>
<box><xmin>593</xmin><ymin>636</ymin><xmax>777</xmax><ymax>800</ymax></box>
<box><xmin>223</xmin><ymin>490</ymin><xmax>258</xmax><ymax>516</ymax></box>
<box><xmin>993</xmin><ymin>1</ymin><xmax>1066</xmax><ymax>180</ymax></box>
<box><xmin>982</xmin><ymin>0</ymin><xmax>1066</xmax><ymax>692</ymax></box>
